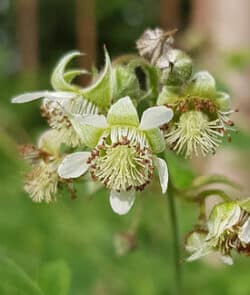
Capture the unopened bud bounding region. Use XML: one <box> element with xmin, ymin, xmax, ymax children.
<box><xmin>158</xmin><ymin>49</ymin><xmax>192</xmax><ymax>86</ymax></box>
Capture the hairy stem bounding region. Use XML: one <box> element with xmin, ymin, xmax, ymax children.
<box><xmin>167</xmin><ymin>180</ymin><xmax>182</xmax><ymax>295</ymax></box>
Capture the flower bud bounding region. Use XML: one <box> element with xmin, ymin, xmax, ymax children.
<box><xmin>157</xmin><ymin>49</ymin><xmax>192</xmax><ymax>86</ymax></box>
<box><xmin>112</xmin><ymin>65</ymin><xmax>140</xmax><ymax>102</ymax></box>
<box><xmin>187</xmin><ymin>201</ymin><xmax>250</xmax><ymax>264</ymax></box>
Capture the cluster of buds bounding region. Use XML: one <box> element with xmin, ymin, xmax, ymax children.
<box><xmin>11</xmin><ymin>28</ymin><xmax>237</xmax><ymax>220</ymax></box>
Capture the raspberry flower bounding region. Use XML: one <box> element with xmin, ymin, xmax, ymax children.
<box><xmin>12</xmin><ymin>50</ymin><xmax>113</xmax><ymax>147</ymax></box>
<box><xmin>158</xmin><ymin>71</ymin><xmax>235</xmax><ymax>158</ymax></box>
<box><xmin>186</xmin><ymin>201</ymin><xmax>250</xmax><ymax>265</ymax></box>
<box><xmin>19</xmin><ymin>129</ymin><xmax>63</xmax><ymax>203</ymax></box>
<box><xmin>58</xmin><ymin>96</ymin><xmax>173</xmax><ymax>214</ymax></box>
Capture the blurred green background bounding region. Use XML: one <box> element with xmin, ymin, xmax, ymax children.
<box><xmin>0</xmin><ymin>0</ymin><xmax>250</xmax><ymax>294</ymax></box>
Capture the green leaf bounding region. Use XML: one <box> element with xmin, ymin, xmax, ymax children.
<box><xmin>183</xmin><ymin>71</ymin><xmax>216</xmax><ymax>99</ymax></box>
<box><xmin>38</xmin><ymin>260</ymin><xmax>71</xmax><ymax>295</ymax></box>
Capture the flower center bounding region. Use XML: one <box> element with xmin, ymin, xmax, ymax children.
<box><xmin>24</xmin><ymin>162</ymin><xmax>58</xmax><ymax>203</ymax></box>
<box><xmin>88</xmin><ymin>131</ymin><xmax>154</xmax><ymax>192</ymax></box>
<box><xmin>165</xmin><ymin>110</ymin><xmax>223</xmax><ymax>158</ymax></box>
<box><xmin>216</xmin><ymin>210</ymin><xmax>250</xmax><ymax>256</ymax></box>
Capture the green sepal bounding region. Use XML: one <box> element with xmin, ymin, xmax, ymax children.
<box><xmin>51</xmin><ymin>51</ymin><xmax>83</xmax><ymax>92</ymax></box>
<box><xmin>64</xmin><ymin>69</ymin><xmax>89</xmax><ymax>83</ymax></box>
<box><xmin>145</xmin><ymin>128</ymin><xmax>165</xmax><ymax>154</ymax></box>
<box><xmin>183</xmin><ymin>71</ymin><xmax>216</xmax><ymax>99</ymax></box>
<box><xmin>107</xmin><ymin>96</ymin><xmax>139</xmax><ymax>127</ymax></box>
<box><xmin>240</xmin><ymin>198</ymin><xmax>250</xmax><ymax>213</ymax></box>
<box><xmin>215</xmin><ymin>91</ymin><xmax>232</xmax><ymax>112</ymax></box>
<box><xmin>112</xmin><ymin>65</ymin><xmax>141</xmax><ymax>102</ymax></box>
<box><xmin>157</xmin><ymin>85</ymin><xmax>180</xmax><ymax>105</ymax></box>
<box><xmin>128</xmin><ymin>58</ymin><xmax>160</xmax><ymax>101</ymax></box>
<box><xmin>80</xmin><ymin>48</ymin><xmax>113</xmax><ymax>112</ymax></box>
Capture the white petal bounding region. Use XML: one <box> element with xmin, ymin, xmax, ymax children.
<box><xmin>139</xmin><ymin>106</ymin><xmax>173</xmax><ymax>130</ymax></box>
<box><xmin>58</xmin><ymin>152</ymin><xmax>90</xmax><ymax>179</ymax></box>
<box><xmin>207</xmin><ymin>203</ymin><xmax>241</xmax><ymax>240</ymax></box>
<box><xmin>220</xmin><ymin>255</ymin><xmax>233</xmax><ymax>265</ymax></box>
<box><xmin>109</xmin><ymin>190</ymin><xmax>135</xmax><ymax>215</ymax></box>
<box><xmin>45</xmin><ymin>91</ymin><xmax>76</xmax><ymax>100</ymax></box>
<box><xmin>155</xmin><ymin>157</ymin><xmax>169</xmax><ymax>194</ymax></box>
<box><xmin>11</xmin><ymin>91</ymin><xmax>76</xmax><ymax>103</ymax></box>
<box><xmin>73</xmin><ymin>114</ymin><xmax>108</xmax><ymax>128</ymax></box>
<box><xmin>186</xmin><ymin>245</ymin><xmax>212</xmax><ymax>262</ymax></box>
<box><xmin>238</xmin><ymin>217</ymin><xmax>250</xmax><ymax>244</ymax></box>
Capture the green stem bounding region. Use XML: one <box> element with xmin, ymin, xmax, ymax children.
<box><xmin>167</xmin><ymin>181</ymin><xmax>182</xmax><ymax>295</ymax></box>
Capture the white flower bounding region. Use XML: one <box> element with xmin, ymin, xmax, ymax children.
<box><xmin>158</xmin><ymin>71</ymin><xmax>235</xmax><ymax>158</ymax></box>
<box><xmin>186</xmin><ymin>202</ymin><xmax>250</xmax><ymax>264</ymax></box>
<box><xmin>21</xmin><ymin>129</ymin><xmax>62</xmax><ymax>203</ymax></box>
<box><xmin>58</xmin><ymin>96</ymin><xmax>173</xmax><ymax>215</ymax></box>
<box><xmin>12</xmin><ymin>50</ymin><xmax>113</xmax><ymax>147</ymax></box>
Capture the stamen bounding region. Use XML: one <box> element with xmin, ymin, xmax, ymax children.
<box><xmin>216</xmin><ymin>209</ymin><xmax>250</xmax><ymax>257</ymax></box>
<box><xmin>165</xmin><ymin>111</ymin><xmax>223</xmax><ymax>158</ymax></box>
<box><xmin>88</xmin><ymin>128</ymin><xmax>154</xmax><ymax>192</ymax></box>
<box><xmin>24</xmin><ymin>162</ymin><xmax>58</xmax><ymax>203</ymax></box>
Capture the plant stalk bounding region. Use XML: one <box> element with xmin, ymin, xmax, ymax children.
<box><xmin>167</xmin><ymin>181</ymin><xmax>182</xmax><ymax>295</ymax></box>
